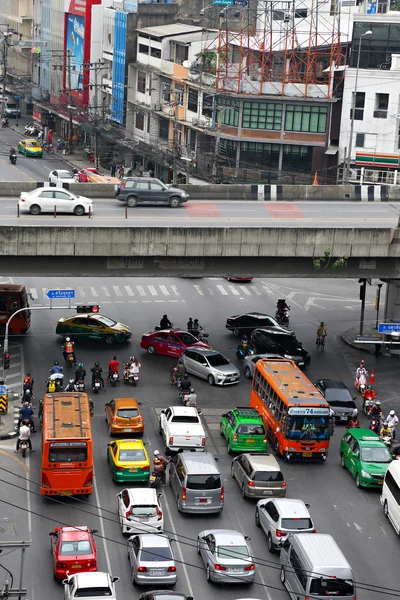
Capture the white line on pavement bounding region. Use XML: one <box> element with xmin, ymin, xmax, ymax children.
<box><xmin>159</xmin><ymin>285</ymin><xmax>170</xmax><ymax>296</ymax></box>
<box><xmin>239</xmin><ymin>285</ymin><xmax>252</xmax><ymax>296</ymax></box>
<box><xmin>101</xmin><ymin>286</ymin><xmax>110</xmax><ymax>297</ymax></box>
<box><xmin>193</xmin><ymin>285</ymin><xmax>204</xmax><ymax>296</ymax></box>
<box><xmin>93</xmin><ymin>476</ymin><xmax>112</xmax><ymax>575</ymax></box>
<box><xmin>216</xmin><ymin>284</ymin><xmax>228</xmax><ymax>296</ymax></box>
<box><xmin>170</xmin><ymin>285</ymin><xmax>180</xmax><ymax>296</ymax></box>
<box><xmin>148</xmin><ymin>285</ymin><xmax>158</xmax><ymax>296</ymax></box>
<box><xmin>89</xmin><ymin>286</ymin><xmax>98</xmax><ymax>297</ymax></box>
<box><xmin>112</xmin><ymin>286</ymin><xmax>122</xmax><ymax>296</ymax></box>
<box><xmin>228</xmin><ymin>285</ymin><xmax>240</xmax><ymax>296</ymax></box>
<box><xmin>124</xmin><ymin>285</ymin><xmax>134</xmax><ymax>296</ymax></box>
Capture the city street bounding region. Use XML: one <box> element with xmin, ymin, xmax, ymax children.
<box><xmin>0</xmin><ymin>275</ymin><xmax>398</xmax><ymax>599</ymax></box>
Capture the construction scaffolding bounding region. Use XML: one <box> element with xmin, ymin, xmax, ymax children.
<box><xmin>200</xmin><ymin>0</ymin><xmax>348</xmax><ymax>99</ymax></box>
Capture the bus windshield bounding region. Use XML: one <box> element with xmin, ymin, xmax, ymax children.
<box><xmin>285</xmin><ymin>415</ymin><xmax>331</xmax><ymax>441</ymax></box>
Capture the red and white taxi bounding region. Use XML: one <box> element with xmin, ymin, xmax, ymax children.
<box><xmin>49</xmin><ymin>526</ymin><xmax>98</xmax><ymax>580</ymax></box>
<box><xmin>140</xmin><ymin>328</ymin><xmax>210</xmax><ymax>357</ymax></box>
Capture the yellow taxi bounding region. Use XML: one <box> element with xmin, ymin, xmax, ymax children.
<box><xmin>18</xmin><ymin>139</ymin><xmax>43</xmax><ymax>158</ymax></box>
<box><xmin>105</xmin><ymin>398</ymin><xmax>144</xmax><ymax>436</ymax></box>
<box><xmin>107</xmin><ymin>439</ymin><xmax>150</xmax><ymax>483</ymax></box>
<box><xmin>56</xmin><ymin>312</ymin><xmax>131</xmax><ymax>344</ymax></box>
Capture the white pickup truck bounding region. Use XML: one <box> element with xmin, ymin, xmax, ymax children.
<box><xmin>159</xmin><ymin>406</ymin><xmax>206</xmax><ymax>455</ymax></box>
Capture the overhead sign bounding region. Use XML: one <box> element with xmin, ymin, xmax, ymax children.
<box><xmin>46</xmin><ymin>289</ymin><xmax>75</xmax><ymax>299</ymax></box>
<box><xmin>288</xmin><ymin>407</ymin><xmax>330</xmax><ymax>416</ymax></box>
<box><xmin>378</xmin><ymin>323</ymin><xmax>400</xmax><ymax>334</ymax></box>
<box><xmin>212</xmin><ymin>0</ymin><xmax>248</xmax><ymax>4</ymax></box>
<box><xmin>0</xmin><ymin>97</ymin><xmax>8</xmax><ymax>103</ymax></box>
<box><xmin>0</xmin><ymin>385</ymin><xmax>6</xmax><ymax>395</ymax></box>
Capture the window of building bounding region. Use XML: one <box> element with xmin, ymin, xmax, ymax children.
<box><xmin>355</xmin><ymin>133</ymin><xmax>365</xmax><ymax>147</ymax></box>
<box><xmin>137</xmin><ymin>71</ymin><xmax>146</xmax><ymax>94</ymax></box>
<box><xmin>295</xmin><ymin>8</ymin><xmax>308</xmax><ymax>17</ymax></box>
<box><xmin>136</xmin><ymin>112</ymin><xmax>144</xmax><ymax>131</ymax></box>
<box><xmin>242</xmin><ymin>102</ymin><xmax>282</xmax><ymax>130</ymax></box>
<box><xmin>175</xmin><ymin>44</ymin><xmax>189</xmax><ymax>65</ymax></box>
<box><xmin>330</xmin><ymin>0</ymin><xmax>338</xmax><ymax>15</ymax></box>
<box><xmin>282</xmin><ymin>144</ymin><xmax>313</xmax><ymax>172</ymax></box>
<box><xmin>220</xmin><ymin>139</ymin><xmax>237</xmax><ymax>160</ymax></box>
<box><xmin>159</xmin><ymin>117</ymin><xmax>169</xmax><ymax>140</ymax></box>
<box><xmin>148</xmin><ymin>73</ymin><xmax>152</xmax><ymax>96</ymax></box>
<box><xmin>138</xmin><ymin>44</ymin><xmax>149</xmax><ymax>55</ymax></box>
<box><xmin>202</xmin><ymin>93</ymin><xmax>214</xmax><ymax>118</ymax></box>
<box><xmin>374</xmin><ymin>93</ymin><xmax>389</xmax><ymax>118</ymax></box>
<box><xmin>175</xmin><ymin>84</ymin><xmax>184</xmax><ymax>106</ymax></box>
<box><xmin>350</xmin><ymin>92</ymin><xmax>365</xmax><ymax>121</ymax></box>
<box><xmin>218</xmin><ymin>97</ymin><xmax>240</xmax><ymax>127</ymax></box>
<box><xmin>187</xmin><ymin>87</ymin><xmax>198</xmax><ymax>113</ymax></box>
<box><xmin>150</xmin><ymin>46</ymin><xmax>161</xmax><ymax>59</ymax></box>
<box><xmin>285</xmin><ymin>105</ymin><xmax>328</xmax><ymax>133</ymax></box>
<box><xmin>147</xmin><ymin>113</ymin><xmax>150</xmax><ymax>133</ymax></box>
<box><xmin>240</xmin><ymin>142</ymin><xmax>280</xmax><ymax>168</ymax></box>
<box><xmin>161</xmin><ymin>79</ymin><xmax>171</xmax><ymax>102</ymax></box>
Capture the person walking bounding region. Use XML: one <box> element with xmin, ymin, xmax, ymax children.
<box><xmin>118</xmin><ymin>165</ymin><xmax>125</xmax><ymax>179</ymax></box>
<box><xmin>111</xmin><ymin>162</ymin><xmax>117</xmax><ymax>177</ymax></box>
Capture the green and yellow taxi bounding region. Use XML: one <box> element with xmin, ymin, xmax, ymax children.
<box><xmin>220</xmin><ymin>407</ymin><xmax>267</xmax><ymax>454</ymax></box>
<box><xmin>107</xmin><ymin>439</ymin><xmax>150</xmax><ymax>483</ymax></box>
<box><xmin>18</xmin><ymin>139</ymin><xmax>43</xmax><ymax>157</ymax></box>
<box><xmin>56</xmin><ymin>313</ymin><xmax>131</xmax><ymax>344</ymax></box>
<box><xmin>340</xmin><ymin>428</ymin><xmax>392</xmax><ymax>488</ymax></box>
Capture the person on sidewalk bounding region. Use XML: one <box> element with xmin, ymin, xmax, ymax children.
<box><xmin>118</xmin><ymin>165</ymin><xmax>125</xmax><ymax>179</ymax></box>
<box><xmin>111</xmin><ymin>162</ymin><xmax>117</xmax><ymax>178</ymax></box>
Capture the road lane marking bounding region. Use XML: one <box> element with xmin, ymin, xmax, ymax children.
<box><xmin>148</xmin><ymin>285</ymin><xmax>157</xmax><ymax>296</ymax></box>
<box><xmin>101</xmin><ymin>286</ymin><xmax>110</xmax><ymax>297</ymax></box>
<box><xmin>93</xmin><ymin>473</ymin><xmax>112</xmax><ymax>575</ymax></box>
<box><xmin>216</xmin><ymin>285</ymin><xmax>228</xmax><ymax>296</ymax></box>
<box><xmin>89</xmin><ymin>286</ymin><xmax>98</xmax><ymax>297</ymax></box>
<box><xmin>159</xmin><ymin>285</ymin><xmax>170</xmax><ymax>296</ymax></box>
<box><xmin>239</xmin><ymin>285</ymin><xmax>252</xmax><ymax>296</ymax></box>
<box><xmin>193</xmin><ymin>285</ymin><xmax>204</xmax><ymax>296</ymax></box>
<box><xmin>170</xmin><ymin>285</ymin><xmax>180</xmax><ymax>296</ymax></box>
<box><xmin>137</xmin><ymin>286</ymin><xmax>146</xmax><ymax>296</ymax></box>
<box><xmin>228</xmin><ymin>285</ymin><xmax>240</xmax><ymax>296</ymax></box>
<box><xmin>112</xmin><ymin>285</ymin><xmax>122</xmax><ymax>296</ymax></box>
<box><xmin>0</xmin><ymin>449</ymin><xmax>29</xmax><ymax>473</ymax></box>
<box><xmin>124</xmin><ymin>285</ymin><xmax>134</xmax><ymax>296</ymax></box>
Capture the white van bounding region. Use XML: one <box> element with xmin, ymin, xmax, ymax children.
<box><xmin>381</xmin><ymin>459</ymin><xmax>400</xmax><ymax>533</ymax></box>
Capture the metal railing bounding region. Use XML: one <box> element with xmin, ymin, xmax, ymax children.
<box><xmin>337</xmin><ymin>166</ymin><xmax>400</xmax><ymax>186</ymax></box>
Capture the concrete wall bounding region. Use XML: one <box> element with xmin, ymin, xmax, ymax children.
<box><xmin>1</xmin><ymin>182</ymin><xmax>400</xmax><ymax>201</ymax></box>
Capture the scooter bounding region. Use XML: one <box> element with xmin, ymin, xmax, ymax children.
<box><xmin>20</xmin><ymin>439</ymin><xmax>29</xmax><ymax>458</ymax></box>
<box><xmin>92</xmin><ymin>378</ymin><xmax>102</xmax><ymax>394</ymax></box>
<box><xmin>9</xmin><ymin>153</ymin><xmax>17</xmax><ymax>165</ymax></box>
<box><xmin>348</xmin><ymin>417</ymin><xmax>360</xmax><ymax>429</ymax></box>
<box><xmin>47</xmin><ymin>373</ymin><xmax>64</xmax><ymax>393</ymax></box>
<box><xmin>370</xmin><ymin>417</ymin><xmax>381</xmax><ymax>434</ymax></box>
<box><xmin>355</xmin><ymin>374</ymin><xmax>367</xmax><ymax>395</ymax></box>
<box><xmin>381</xmin><ymin>433</ymin><xmax>393</xmax><ymax>446</ymax></box>
<box><xmin>362</xmin><ymin>387</ymin><xmax>376</xmax><ymax>414</ymax></box>
<box><xmin>2</xmin><ymin>118</ymin><xmax>9</xmax><ymax>128</ymax></box>
<box><xmin>75</xmin><ymin>380</ymin><xmax>85</xmax><ymax>392</ymax></box>
<box><xmin>64</xmin><ymin>352</ymin><xmax>76</xmax><ymax>369</ymax></box>
<box><xmin>110</xmin><ymin>371</ymin><xmax>119</xmax><ymax>387</ymax></box>
<box><xmin>276</xmin><ymin>308</ymin><xmax>290</xmax><ymax>327</ymax></box>
<box><xmin>236</xmin><ymin>344</ymin><xmax>255</xmax><ymax>359</ymax></box>
<box><xmin>123</xmin><ymin>365</ymin><xmax>138</xmax><ymax>387</ymax></box>
<box><xmin>179</xmin><ymin>389</ymin><xmax>190</xmax><ymax>403</ymax></box>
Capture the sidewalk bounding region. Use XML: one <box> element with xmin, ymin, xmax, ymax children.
<box><xmin>340</xmin><ymin>324</ymin><xmax>383</xmax><ymax>356</ymax></box>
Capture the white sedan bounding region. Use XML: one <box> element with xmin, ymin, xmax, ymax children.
<box><xmin>19</xmin><ymin>187</ymin><xmax>93</xmax><ymax>216</ymax></box>
<box><xmin>48</xmin><ymin>169</ymin><xmax>76</xmax><ymax>185</ymax></box>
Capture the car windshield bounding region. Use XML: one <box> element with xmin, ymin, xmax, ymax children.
<box><xmin>179</xmin><ymin>332</ymin><xmax>197</xmax><ymax>345</ymax></box>
<box><xmin>186</xmin><ymin>474</ymin><xmax>221</xmax><ymax>490</ymax></box>
<box><xmin>274</xmin><ymin>336</ymin><xmax>302</xmax><ymax>352</ymax></box>
<box><xmin>116</xmin><ymin>408</ymin><xmax>139</xmax><ymax>419</ymax></box>
<box><xmin>207</xmin><ymin>354</ymin><xmax>230</xmax><ymax>367</ymax></box>
<box><xmin>171</xmin><ymin>415</ymin><xmax>200</xmax><ymax>424</ymax></box>
<box><xmin>75</xmin><ymin>587</ymin><xmax>112</xmax><ymax>598</ymax></box>
<box><xmin>59</xmin><ymin>171</ymin><xmax>73</xmax><ymax>178</ymax></box>
<box><xmin>286</xmin><ymin>416</ymin><xmax>330</xmax><ymax>441</ymax></box>
<box><xmin>131</xmin><ymin>505</ymin><xmax>157</xmax><ymax>516</ymax></box>
<box><xmin>254</xmin><ymin>470</ymin><xmax>284</xmax><ymax>482</ymax></box>
<box><xmin>26</xmin><ymin>141</ymin><xmax>39</xmax><ymax>147</ymax></box>
<box><xmin>60</xmin><ymin>540</ymin><xmax>92</xmax><ymax>555</ymax></box>
<box><xmin>140</xmin><ymin>546</ymin><xmax>173</xmax><ymax>561</ymax></box>
<box><xmin>329</xmin><ymin>400</ymin><xmax>355</xmax><ymax>409</ymax></box>
<box><xmin>325</xmin><ymin>388</ymin><xmax>352</xmax><ymax>402</ymax></box>
<box><xmin>361</xmin><ymin>446</ymin><xmax>392</xmax><ymax>463</ymax></box>
<box><xmin>281</xmin><ymin>517</ymin><xmax>313</xmax><ymax>529</ymax></box>
<box><xmin>309</xmin><ymin>578</ymin><xmax>354</xmax><ymax>596</ymax></box>
<box><xmin>118</xmin><ymin>449</ymin><xmax>146</xmax><ymax>462</ymax></box>
<box><xmin>217</xmin><ymin>545</ymin><xmax>249</xmax><ymax>559</ymax></box>
<box><xmin>95</xmin><ymin>315</ymin><xmax>117</xmax><ymax>327</ymax></box>
<box><xmin>48</xmin><ymin>447</ymin><xmax>88</xmax><ymax>462</ymax></box>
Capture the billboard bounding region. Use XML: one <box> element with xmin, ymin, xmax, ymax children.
<box><xmin>66</xmin><ymin>13</ymin><xmax>85</xmax><ymax>93</ymax></box>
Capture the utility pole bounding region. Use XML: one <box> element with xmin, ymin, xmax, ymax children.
<box><xmin>67</xmin><ymin>49</ymin><xmax>73</xmax><ymax>153</ymax></box>
<box><xmin>1</xmin><ymin>24</ymin><xmax>9</xmax><ymax>101</ymax></box>
<box><xmin>212</xmin><ymin>108</ymin><xmax>223</xmax><ymax>179</ymax></box>
<box><xmin>93</xmin><ymin>60</ymin><xmax>100</xmax><ymax>170</ymax></box>
<box><xmin>172</xmin><ymin>98</ymin><xmax>179</xmax><ymax>186</ymax></box>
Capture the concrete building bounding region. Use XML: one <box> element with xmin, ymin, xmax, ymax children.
<box><xmin>0</xmin><ymin>0</ymin><xmax>33</xmax><ymax>79</ymax></box>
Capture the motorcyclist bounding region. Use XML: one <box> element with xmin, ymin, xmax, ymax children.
<box><xmin>184</xmin><ymin>387</ymin><xmax>198</xmax><ymax>407</ymax></box>
<box><xmin>50</xmin><ymin>361</ymin><xmax>63</xmax><ymax>376</ymax></box>
<box><xmin>129</xmin><ymin>357</ymin><xmax>141</xmax><ymax>377</ymax></box>
<box><xmin>63</xmin><ymin>337</ymin><xmax>76</xmax><ymax>362</ymax></box>
<box><xmin>387</xmin><ymin>410</ymin><xmax>399</xmax><ymax>439</ymax></box>
<box><xmin>368</xmin><ymin>400</ymin><xmax>382</xmax><ymax>417</ymax></box>
<box><xmin>64</xmin><ymin>378</ymin><xmax>77</xmax><ymax>392</ymax></box>
<box><xmin>107</xmin><ymin>356</ymin><xmax>120</xmax><ymax>382</ymax></box>
<box><xmin>192</xmin><ymin>319</ymin><xmax>200</xmax><ymax>337</ymax></box>
<box><xmin>356</xmin><ymin>360</ymin><xmax>367</xmax><ymax>379</ymax></box>
<box><xmin>277</xmin><ymin>298</ymin><xmax>290</xmax><ymax>311</ymax></box>
<box><xmin>18</xmin><ymin>402</ymin><xmax>35</xmax><ymax>431</ymax></box>
<box><xmin>91</xmin><ymin>361</ymin><xmax>105</xmax><ymax>389</ymax></box>
<box><xmin>152</xmin><ymin>450</ymin><xmax>168</xmax><ymax>486</ymax></box>
<box><xmin>363</xmin><ymin>384</ymin><xmax>376</xmax><ymax>399</ymax></box>
<box><xmin>187</xmin><ymin>318</ymin><xmax>194</xmax><ymax>333</ymax></box>
<box><xmin>15</xmin><ymin>420</ymin><xmax>34</xmax><ymax>453</ymax></box>
<box><xmin>348</xmin><ymin>417</ymin><xmax>360</xmax><ymax>428</ymax></box>
<box><xmin>160</xmin><ymin>314</ymin><xmax>172</xmax><ymax>329</ymax></box>
<box><xmin>380</xmin><ymin>421</ymin><xmax>392</xmax><ymax>441</ymax></box>
<box><xmin>23</xmin><ymin>373</ymin><xmax>34</xmax><ymax>392</ymax></box>
<box><xmin>21</xmin><ymin>387</ymin><xmax>34</xmax><ymax>405</ymax></box>
<box><xmin>179</xmin><ymin>373</ymin><xmax>192</xmax><ymax>392</ymax></box>
<box><xmin>316</xmin><ymin>322</ymin><xmax>327</xmax><ymax>345</ymax></box>
<box><xmin>75</xmin><ymin>362</ymin><xmax>86</xmax><ymax>382</ymax></box>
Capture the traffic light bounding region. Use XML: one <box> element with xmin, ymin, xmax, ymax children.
<box><xmin>76</xmin><ymin>305</ymin><xmax>100</xmax><ymax>314</ymax></box>
<box><xmin>3</xmin><ymin>352</ymin><xmax>10</xmax><ymax>370</ymax></box>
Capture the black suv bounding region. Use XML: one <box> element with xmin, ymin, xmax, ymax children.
<box><xmin>115</xmin><ymin>177</ymin><xmax>189</xmax><ymax>208</ymax></box>
<box><xmin>251</xmin><ymin>329</ymin><xmax>310</xmax><ymax>367</ymax></box>
<box><xmin>226</xmin><ymin>312</ymin><xmax>293</xmax><ymax>336</ymax></box>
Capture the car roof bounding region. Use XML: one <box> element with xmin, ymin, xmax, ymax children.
<box><xmin>187</xmin><ymin>347</ymin><xmax>224</xmax><ymax>357</ymax></box>
<box><xmin>291</xmin><ymin>533</ymin><xmax>350</xmax><ymax>569</ymax></box>
<box><xmin>229</xmin><ymin>407</ymin><xmax>263</xmax><ymax>423</ymax></box>
<box><xmin>69</xmin><ymin>313</ymin><xmax>103</xmax><ymax>319</ymax></box>
<box><xmin>116</xmin><ymin>439</ymin><xmax>145</xmax><ymax>448</ymax></box>
<box><xmin>320</xmin><ymin>379</ymin><xmax>349</xmax><ymax>390</ymax></box>
<box><xmin>138</xmin><ymin>534</ymin><xmax>171</xmax><ymax>548</ymax></box>
<box><xmin>23</xmin><ymin>138</ymin><xmax>37</xmax><ymax>142</ymax></box>
<box><xmin>347</xmin><ymin>428</ymin><xmax>383</xmax><ymax>445</ymax></box>
<box><xmin>126</xmin><ymin>487</ymin><xmax>158</xmax><ymax>504</ymax></box>
<box><xmin>231</xmin><ymin>312</ymin><xmax>270</xmax><ymax>319</ymax></box>
<box><xmin>169</xmin><ymin>405</ymin><xmax>199</xmax><ymax>417</ymax></box>
<box><xmin>59</xmin><ymin>526</ymin><xmax>92</xmax><ymax>540</ymax></box>
<box><xmin>254</xmin><ymin>328</ymin><xmax>293</xmax><ymax>337</ymax></box>
<box><xmin>249</xmin><ymin>353</ymin><xmax>282</xmax><ymax>362</ymax></box>
<box><xmin>243</xmin><ymin>453</ymin><xmax>282</xmax><ymax>471</ymax></box>
<box><xmin>212</xmin><ymin>530</ymin><xmax>246</xmax><ymax>544</ymax></box>
<box><xmin>113</xmin><ymin>398</ymin><xmax>140</xmax><ymax>407</ymax></box>
<box><xmin>264</xmin><ymin>498</ymin><xmax>311</xmax><ymax>517</ymax></box>
<box><xmin>179</xmin><ymin>452</ymin><xmax>219</xmax><ymax>474</ymax></box>
<box><xmin>73</xmin><ymin>572</ymin><xmax>110</xmax><ymax>587</ymax></box>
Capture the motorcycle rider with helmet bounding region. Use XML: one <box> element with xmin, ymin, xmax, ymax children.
<box><xmin>380</xmin><ymin>421</ymin><xmax>392</xmax><ymax>442</ymax></box>
<box><xmin>15</xmin><ymin>420</ymin><xmax>34</xmax><ymax>453</ymax></box>
<box><xmin>63</xmin><ymin>337</ymin><xmax>76</xmax><ymax>362</ymax></box>
<box><xmin>369</xmin><ymin>400</ymin><xmax>382</xmax><ymax>418</ymax></box>
<box><xmin>107</xmin><ymin>356</ymin><xmax>120</xmax><ymax>383</ymax></box>
<box><xmin>179</xmin><ymin>373</ymin><xmax>192</xmax><ymax>393</ymax></box>
<box><xmin>184</xmin><ymin>387</ymin><xmax>198</xmax><ymax>407</ymax></box>
<box><xmin>64</xmin><ymin>378</ymin><xmax>77</xmax><ymax>392</ymax></box>
<box><xmin>75</xmin><ymin>362</ymin><xmax>86</xmax><ymax>383</ymax></box>
<box><xmin>152</xmin><ymin>450</ymin><xmax>168</xmax><ymax>486</ymax></box>
<box><xmin>387</xmin><ymin>410</ymin><xmax>399</xmax><ymax>439</ymax></box>
<box><xmin>21</xmin><ymin>387</ymin><xmax>34</xmax><ymax>405</ymax></box>
<box><xmin>23</xmin><ymin>373</ymin><xmax>34</xmax><ymax>392</ymax></box>
<box><xmin>18</xmin><ymin>402</ymin><xmax>35</xmax><ymax>432</ymax></box>
<box><xmin>91</xmin><ymin>361</ymin><xmax>105</xmax><ymax>389</ymax></box>
<box><xmin>160</xmin><ymin>314</ymin><xmax>172</xmax><ymax>329</ymax></box>
<box><xmin>50</xmin><ymin>361</ymin><xmax>63</xmax><ymax>376</ymax></box>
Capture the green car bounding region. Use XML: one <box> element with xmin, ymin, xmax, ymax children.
<box><xmin>340</xmin><ymin>428</ymin><xmax>392</xmax><ymax>488</ymax></box>
<box><xmin>107</xmin><ymin>440</ymin><xmax>150</xmax><ymax>483</ymax></box>
<box><xmin>56</xmin><ymin>312</ymin><xmax>131</xmax><ymax>344</ymax></box>
<box><xmin>220</xmin><ymin>407</ymin><xmax>267</xmax><ymax>454</ymax></box>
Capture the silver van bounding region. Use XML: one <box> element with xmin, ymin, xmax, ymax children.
<box><xmin>280</xmin><ymin>533</ymin><xmax>356</xmax><ymax>600</ymax></box>
<box><xmin>169</xmin><ymin>451</ymin><xmax>224</xmax><ymax>514</ymax></box>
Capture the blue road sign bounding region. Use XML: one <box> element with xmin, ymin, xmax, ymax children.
<box><xmin>213</xmin><ymin>0</ymin><xmax>233</xmax><ymax>5</ymax></box>
<box><xmin>378</xmin><ymin>323</ymin><xmax>400</xmax><ymax>334</ymax></box>
<box><xmin>47</xmin><ymin>289</ymin><xmax>75</xmax><ymax>299</ymax></box>
<box><xmin>0</xmin><ymin>385</ymin><xmax>6</xmax><ymax>395</ymax></box>
<box><xmin>14</xmin><ymin>95</ymin><xmax>22</xmax><ymax>100</ymax></box>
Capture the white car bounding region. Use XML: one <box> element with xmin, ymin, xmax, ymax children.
<box><xmin>19</xmin><ymin>187</ymin><xmax>92</xmax><ymax>216</ymax></box>
<box><xmin>48</xmin><ymin>169</ymin><xmax>76</xmax><ymax>185</ymax></box>
<box><xmin>63</xmin><ymin>572</ymin><xmax>120</xmax><ymax>600</ymax></box>
<box><xmin>117</xmin><ymin>488</ymin><xmax>164</xmax><ymax>535</ymax></box>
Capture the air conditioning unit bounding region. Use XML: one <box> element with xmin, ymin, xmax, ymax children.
<box><xmin>198</xmin><ymin>119</ymin><xmax>207</xmax><ymax>128</ymax></box>
<box><xmin>192</xmin><ymin>117</ymin><xmax>199</xmax><ymax>125</ymax></box>
<box><xmin>169</xmin><ymin>108</ymin><xmax>175</xmax><ymax>116</ymax></box>
<box><xmin>154</xmin><ymin>104</ymin><xmax>161</xmax><ymax>111</ymax></box>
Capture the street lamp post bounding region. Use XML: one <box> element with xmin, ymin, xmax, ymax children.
<box><xmin>344</xmin><ymin>30</ymin><xmax>372</xmax><ymax>184</ymax></box>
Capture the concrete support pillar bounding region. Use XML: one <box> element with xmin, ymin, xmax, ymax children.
<box><xmin>383</xmin><ymin>279</ymin><xmax>400</xmax><ymax>355</ymax></box>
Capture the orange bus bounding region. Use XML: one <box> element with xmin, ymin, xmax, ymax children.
<box><xmin>41</xmin><ymin>392</ymin><xmax>93</xmax><ymax>496</ymax></box>
<box><xmin>250</xmin><ymin>358</ymin><xmax>333</xmax><ymax>462</ymax></box>
<box><xmin>0</xmin><ymin>284</ymin><xmax>31</xmax><ymax>334</ymax></box>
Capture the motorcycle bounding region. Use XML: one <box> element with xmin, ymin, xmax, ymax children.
<box><xmin>155</xmin><ymin>322</ymin><xmax>174</xmax><ymax>331</ymax></box>
<box><xmin>64</xmin><ymin>352</ymin><xmax>76</xmax><ymax>369</ymax></box>
<box><xmin>355</xmin><ymin>374</ymin><xmax>367</xmax><ymax>395</ymax></box>
<box><xmin>64</xmin><ymin>379</ymin><xmax>78</xmax><ymax>392</ymax></box>
<box><xmin>381</xmin><ymin>432</ymin><xmax>393</xmax><ymax>446</ymax></box>
<box><xmin>179</xmin><ymin>389</ymin><xmax>190</xmax><ymax>403</ymax></box>
<box><xmin>362</xmin><ymin>387</ymin><xmax>376</xmax><ymax>414</ymax></box>
<box><xmin>123</xmin><ymin>364</ymin><xmax>139</xmax><ymax>386</ymax></box>
<box><xmin>150</xmin><ymin>470</ymin><xmax>164</xmax><ymax>489</ymax></box>
<box><xmin>38</xmin><ymin>400</ymin><xmax>43</xmax><ymax>427</ymax></box>
<box><xmin>47</xmin><ymin>373</ymin><xmax>64</xmax><ymax>393</ymax></box>
<box><xmin>9</xmin><ymin>153</ymin><xmax>17</xmax><ymax>165</ymax></box>
<box><xmin>348</xmin><ymin>418</ymin><xmax>360</xmax><ymax>429</ymax></box>
<box><xmin>194</xmin><ymin>326</ymin><xmax>210</xmax><ymax>344</ymax></box>
<box><xmin>1</xmin><ymin>118</ymin><xmax>9</xmax><ymax>128</ymax></box>
<box><xmin>276</xmin><ymin>308</ymin><xmax>290</xmax><ymax>327</ymax></box>
<box><xmin>92</xmin><ymin>377</ymin><xmax>102</xmax><ymax>394</ymax></box>
<box><xmin>370</xmin><ymin>417</ymin><xmax>381</xmax><ymax>434</ymax></box>
<box><xmin>89</xmin><ymin>401</ymin><xmax>94</xmax><ymax>417</ymax></box>
<box><xmin>110</xmin><ymin>371</ymin><xmax>119</xmax><ymax>387</ymax></box>
<box><xmin>75</xmin><ymin>379</ymin><xmax>85</xmax><ymax>392</ymax></box>
<box><xmin>20</xmin><ymin>439</ymin><xmax>29</xmax><ymax>458</ymax></box>
<box><xmin>236</xmin><ymin>344</ymin><xmax>255</xmax><ymax>360</ymax></box>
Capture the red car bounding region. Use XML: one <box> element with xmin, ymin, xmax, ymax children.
<box><xmin>49</xmin><ymin>526</ymin><xmax>98</xmax><ymax>580</ymax></box>
<box><xmin>76</xmin><ymin>168</ymin><xmax>103</xmax><ymax>182</ymax></box>
<box><xmin>227</xmin><ymin>276</ymin><xmax>253</xmax><ymax>283</ymax></box>
<box><xmin>140</xmin><ymin>328</ymin><xmax>210</xmax><ymax>357</ymax></box>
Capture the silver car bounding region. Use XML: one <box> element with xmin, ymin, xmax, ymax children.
<box><xmin>243</xmin><ymin>353</ymin><xmax>282</xmax><ymax>379</ymax></box>
<box><xmin>197</xmin><ymin>529</ymin><xmax>255</xmax><ymax>584</ymax></box>
<box><xmin>127</xmin><ymin>534</ymin><xmax>177</xmax><ymax>586</ymax></box>
<box><xmin>255</xmin><ymin>498</ymin><xmax>314</xmax><ymax>552</ymax></box>
<box><xmin>180</xmin><ymin>348</ymin><xmax>240</xmax><ymax>386</ymax></box>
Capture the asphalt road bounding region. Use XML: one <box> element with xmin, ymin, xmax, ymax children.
<box><xmin>0</xmin><ymin>276</ymin><xmax>398</xmax><ymax>600</ymax></box>
<box><xmin>0</xmin><ymin>196</ymin><xmax>400</xmax><ymax>228</ymax></box>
